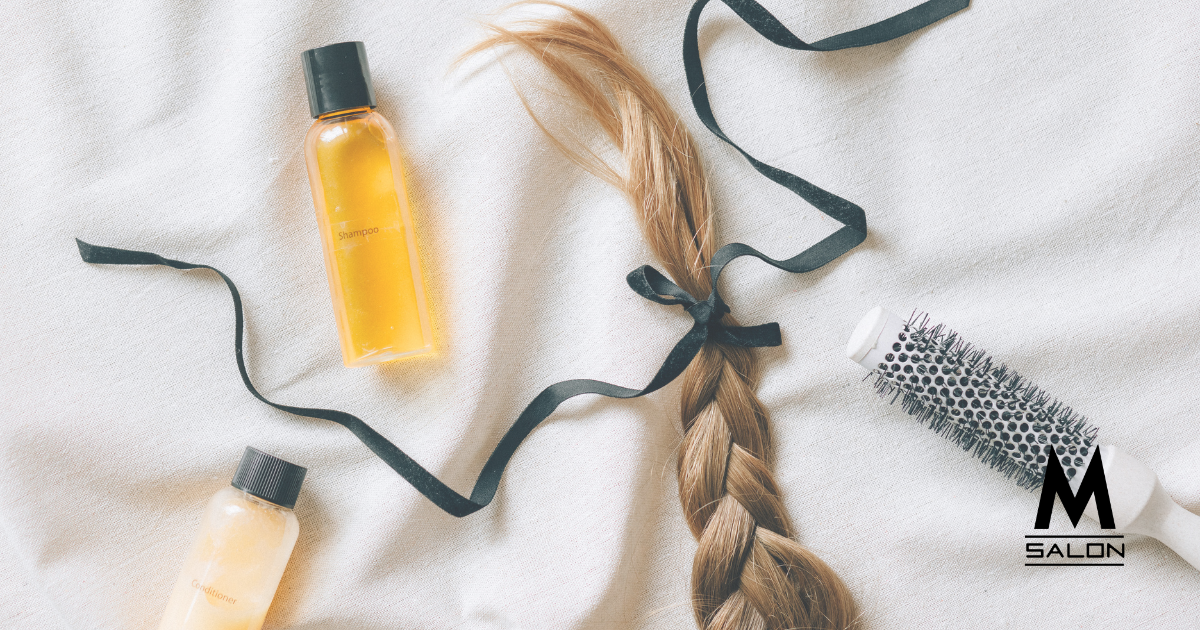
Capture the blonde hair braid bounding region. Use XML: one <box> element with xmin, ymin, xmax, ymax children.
<box><xmin>464</xmin><ymin>4</ymin><xmax>858</xmax><ymax>628</ymax></box>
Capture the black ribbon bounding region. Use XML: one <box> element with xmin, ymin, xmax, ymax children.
<box><xmin>75</xmin><ymin>0</ymin><xmax>967</xmax><ymax>517</ymax></box>
<box><xmin>77</xmin><ymin>239</ymin><xmax>784</xmax><ymax>516</ymax></box>
<box><xmin>684</xmin><ymin>0</ymin><xmax>968</xmax><ymax>264</ymax></box>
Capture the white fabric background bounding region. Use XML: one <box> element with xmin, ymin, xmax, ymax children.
<box><xmin>2</xmin><ymin>0</ymin><xmax>1198</xmax><ymax>627</ymax></box>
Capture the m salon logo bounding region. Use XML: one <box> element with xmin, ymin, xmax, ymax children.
<box><xmin>1025</xmin><ymin>445</ymin><xmax>1125</xmax><ymax>567</ymax></box>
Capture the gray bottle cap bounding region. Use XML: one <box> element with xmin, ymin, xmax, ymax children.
<box><xmin>301</xmin><ymin>41</ymin><xmax>377</xmax><ymax>118</ymax></box>
<box><xmin>231</xmin><ymin>446</ymin><xmax>306</xmax><ymax>509</ymax></box>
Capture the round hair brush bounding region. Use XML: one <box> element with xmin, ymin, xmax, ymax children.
<box><xmin>847</xmin><ymin>306</ymin><xmax>1200</xmax><ymax>571</ymax></box>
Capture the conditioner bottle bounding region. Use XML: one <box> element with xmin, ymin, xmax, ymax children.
<box><xmin>158</xmin><ymin>447</ymin><xmax>305</xmax><ymax>630</ymax></box>
<box><xmin>301</xmin><ymin>41</ymin><xmax>434</xmax><ymax>367</ymax></box>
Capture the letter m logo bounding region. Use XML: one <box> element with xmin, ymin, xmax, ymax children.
<box><xmin>1035</xmin><ymin>445</ymin><xmax>1116</xmax><ymax>529</ymax></box>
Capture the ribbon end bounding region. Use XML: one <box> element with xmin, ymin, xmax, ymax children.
<box><xmin>74</xmin><ymin>240</ymin><xmax>168</xmax><ymax>267</ymax></box>
<box><xmin>76</xmin><ymin>238</ymin><xmax>97</xmax><ymax>262</ymax></box>
<box><xmin>764</xmin><ymin>322</ymin><xmax>782</xmax><ymax>347</ymax></box>
<box><xmin>718</xmin><ymin>321</ymin><xmax>783</xmax><ymax>348</ymax></box>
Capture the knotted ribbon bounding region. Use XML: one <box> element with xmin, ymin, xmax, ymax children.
<box><xmin>76</xmin><ymin>0</ymin><xmax>967</xmax><ymax>517</ymax></box>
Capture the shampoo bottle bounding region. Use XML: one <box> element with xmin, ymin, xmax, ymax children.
<box><xmin>301</xmin><ymin>41</ymin><xmax>434</xmax><ymax>367</ymax></box>
<box><xmin>158</xmin><ymin>447</ymin><xmax>305</xmax><ymax>630</ymax></box>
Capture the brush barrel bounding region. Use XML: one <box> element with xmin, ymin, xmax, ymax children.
<box><xmin>848</xmin><ymin>306</ymin><xmax>1200</xmax><ymax>572</ymax></box>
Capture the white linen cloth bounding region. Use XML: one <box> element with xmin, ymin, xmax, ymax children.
<box><xmin>2</xmin><ymin>0</ymin><xmax>1198</xmax><ymax>627</ymax></box>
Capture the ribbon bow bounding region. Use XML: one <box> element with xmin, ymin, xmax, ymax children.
<box><xmin>627</xmin><ymin>264</ymin><xmax>781</xmax><ymax>349</ymax></box>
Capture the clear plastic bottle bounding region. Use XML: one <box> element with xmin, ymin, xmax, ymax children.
<box><xmin>301</xmin><ymin>41</ymin><xmax>433</xmax><ymax>367</ymax></box>
<box><xmin>158</xmin><ymin>447</ymin><xmax>306</xmax><ymax>630</ymax></box>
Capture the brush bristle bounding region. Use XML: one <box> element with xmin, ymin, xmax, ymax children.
<box><xmin>868</xmin><ymin>313</ymin><xmax>1098</xmax><ymax>490</ymax></box>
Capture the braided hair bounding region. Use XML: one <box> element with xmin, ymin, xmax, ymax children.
<box><xmin>464</xmin><ymin>4</ymin><xmax>858</xmax><ymax>628</ymax></box>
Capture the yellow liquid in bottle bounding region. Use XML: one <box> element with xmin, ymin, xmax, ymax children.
<box><xmin>304</xmin><ymin>108</ymin><xmax>433</xmax><ymax>367</ymax></box>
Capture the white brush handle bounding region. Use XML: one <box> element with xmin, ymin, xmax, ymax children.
<box><xmin>1086</xmin><ymin>445</ymin><xmax>1200</xmax><ymax>571</ymax></box>
<box><xmin>848</xmin><ymin>306</ymin><xmax>1200</xmax><ymax>571</ymax></box>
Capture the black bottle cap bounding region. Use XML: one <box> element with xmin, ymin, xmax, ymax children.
<box><xmin>301</xmin><ymin>41</ymin><xmax>377</xmax><ymax>118</ymax></box>
<box><xmin>231</xmin><ymin>446</ymin><xmax>307</xmax><ymax>509</ymax></box>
